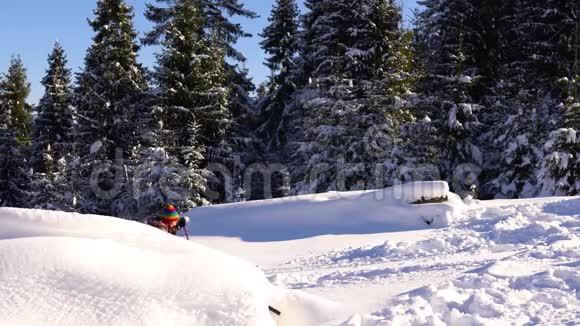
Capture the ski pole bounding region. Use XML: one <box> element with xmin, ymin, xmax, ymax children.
<box><xmin>183</xmin><ymin>223</ymin><xmax>190</xmax><ymax>240</ymax></box>
<box><xmin>269</xmin><ymin>306</ymin><xmax>281</xmax><ymax>316</ymax></box>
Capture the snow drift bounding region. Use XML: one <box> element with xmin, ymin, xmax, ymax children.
<box><xmin>186</xmin><ymin>181</ymin><xmax>465</xmax><ymax>241</ymax></box>
<box><xmin>3</xmin><ymin>182</ymin><xmax>575</xmax><ymax>326</ymax></box>
<box><xmin>317</xmin><ymin>197</ymin><xmax>580</xmax><ymax>325</ymax></box>
<box><xmin>0</xmin><ymin>181</ymin><xmax>468</xmax><ymax>326</ymax></box>
<box><xmin>0</xmin><ymin>208</ymin><xmax>279</xmax><ymax>326</ymax></box>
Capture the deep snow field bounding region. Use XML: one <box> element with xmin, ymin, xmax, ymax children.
<box><xmin>0</xmin><ymin>181</ymin><xmax>578</xmax><ymax>325</ymax></box>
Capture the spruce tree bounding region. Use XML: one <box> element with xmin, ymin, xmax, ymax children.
<box><xmin>144</xmin><ymin>0</ymin><xmax>229</xmax><ymax>152</ymax></box>
<box><xmin>0</xmin><ymin>75</ymin><xmax>30</xmax><ymax>207</ymax></box>
<box><xmin>291</xmin><ymin>0</ymin><xmax>361</xmax><ymax>193</ymax></box>
<box><xmin>537</xmin><ymin>1</ymin><xmax>579</xmax><ymax>196</ymax></box>
<box><xmin>201</xmin><ymin>0</ymin><xmax>258</xmax><ymax>121</ymax></box>
<box><xmin>29</xmin><ymin>43</ymin><xmax>77</xmax><ymax>210</ymax></box>
<box><xmin>144</xmin><ymin>0</ymin><xmax>228</xmax><ymax>206</ymax></box>
<box><xmin>144</xmin><ymin>0</ymin><xmax>257</xmax><ymax>61</ymax></box>
<box><xmin>74</xmin><ymin>0</ymin><xmax>148</xmax><ymax>216</ymax></box>
<box><xmin>145</xmin><ymin>0</ymin><xmax>258</xmax><ymax>172</ymax></box>
<box><xmin>486</xmin><ymin>0</ymin><xmax>578</xmax><ymax>197</ymax></box>
<box><xmin>202</xmin><ymin>0</ymin><xmax>259</xmax><ymax>201</ymax></box>
<box><xmin>538</xmin><ymin>127</ymin><xmax>578</xmax><ymax>196</ymax></box>
<box><xmin>412</xmin><ymin>0</ymin><xmax>485</xmax><ymax>195</ymax></box>
<box><xmin>256</xmin><ymin>0</ymin><xmax>300</xmax><ymax>149</ymax></box>
<box><xmin>31</xmin><ymin>42</ymin><xmax>74</xmax><ymax>175</ymax></box>
<box><xmin>296</xmin><ymin>0</ymin><xmax>325</xmax><ymax>86</ymax></box>
<box><xmin>291</xmin><ymin>0</ymin><xmax>413</xmax><ymax>194</ymax></box>
<box><xmin>260</xmin><ymin>0</ymin><xmax>300</xmax><ymax>89</ymax></box>
<box><xmin>2</xmin><ymin>56</ymin><xmax>32</xmax><ymax>146</ymax></box>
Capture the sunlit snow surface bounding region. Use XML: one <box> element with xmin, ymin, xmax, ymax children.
<box><xmin>1</xmin><ymin>182</ymin><xmax>579</xmax><ymax>325</ymax></box>
<box><xmin>0</xmin><ymin>209</ymin><xmax>279</xmax><ymax>326</ymax></box>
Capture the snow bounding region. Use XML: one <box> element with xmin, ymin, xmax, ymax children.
<box><xmin>190</xmin><ymin>189</ymin><xmax>579</xmax><ymax>325</ymax></box>
<box><xmin>458</xmin><ymin>75</ymin><xmax>472</xmax><ymax>84</ymax></box>
<box><xmin>562</xmin><ymin>128</ymin><xmax>577</xmax><ymax>144</ymax></box>
<box><xmin>1</xmin><ymin>182</ymin><xmax>579</xmax><ymax>325</ymax></box>
<box><xmin>459</xmin><ymin>103</ymin><xmax>473</xmax><ymax>115</ymax></box>
<box><xmin>545</xmin><ymin>128</ymin><xmax>577</xmax><ymax>151</ymax></box>
<box><xmin>515</xmin><ymin>134</ymin><xmax>529</xmax><ymax>147</ymax></box>
<box><xmin>448</xmin><ymin>105</ymin><xmax>463</xmax><ymax>130</ymax></box>
<box><xmin>393</xmin><ymin>97</ymin><xmax>406</xmax><ymax>109</ymax></box>
<box><xmin>185</xmin><ymin>181</ymin><xmax>463</xmax><ymax>241</ymax></box>
<box><xmin>90</xmin><ymin>140</ymin><xmax>103</xmax><ymax>154</ymax></box>
<box><xmin>0</xmin><ymin>208</ymin><xmax>279</xmax><ymax>326</ymax></box>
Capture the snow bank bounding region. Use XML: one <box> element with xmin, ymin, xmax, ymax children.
<box><xmin>1</xmin><ymin>189</ymin><xmax>578</xmax><ymax>326</ymax></box>
<box><xmin>342</xmin><ymin>198</ymin><xmax>580</xmax><ymax>325</ymax></box>
<box><xmin>269</xmin><ymin>289</ymin><xmax>346</xmax><ymax>326</ymax></box>
<box><xmin>365</xmin><ymin>265</ymin><xmax>579</xmax><ymax>326</ymax></box>
<box><xmin>186</xmin><ymin>182</ymin><xmax>465</xmax><ymax>241</ymax></box>
<box><xmin>0</xmin><ymin>208</ymin><xmax>279</xmax><ymax>326</ymax></box>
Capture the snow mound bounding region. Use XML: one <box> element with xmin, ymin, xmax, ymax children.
<box><xmin>0</xmin><ymin>208</ymin><xmax>280</xmax><ymax>326</ymax></box>
<box><xmin>329</xmin><ymin>230</ymin><xmax>487</xmax><ymax>263</ymax></box>
<box><xmin>186</xmin><ymin>182</ymin><xmax>465</xmax><ymax>241</ymax></box>
<box><xmin>366</xmin><ymin>266</ymin><xmax>579</xmax><ymax>326</ymax></box>
<box><xmin>1</xmin><ymin>190</ymin><xmax>578</xmax><ymax>325</ymax></box>
<box><xmin>341</xmin><ymin>198</ymin><xmax>580</xmax><ymax>325</ymax></box>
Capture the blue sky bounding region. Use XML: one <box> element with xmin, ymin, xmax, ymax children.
<box><xmin>0</xmin><ymin>0</ymin><xmax>419</xmax><ymax>104</ymax></box>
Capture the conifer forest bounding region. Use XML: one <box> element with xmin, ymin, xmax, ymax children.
<box><xmin>0</xmin><ymin>0</ymin><xmax>578</xmax><ymax>218</ymax></box>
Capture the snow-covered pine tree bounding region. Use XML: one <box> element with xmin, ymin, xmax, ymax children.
<box><xmin>0</xmin><ymin>74</ymin><xmax>30</xmax><ymax>208</ymax></box>
<box><xmin>291</xmin><ymin>0</ymin><xmax>364</xmax><ymax>193</ymax></box>
<box><xmin>202</xmin><ymin>0</ymin><xmax>260</xmax><ymax>201</ymax></box>
<box><xmin>74</xmin><ymin>0</ymin><xmax>148</xmax><ymax>216</ymax></box>
<box><xmin>477</xmin><ymin>0</ymin><xmax>538</xmax><ymax>198</ymax></box>
<box><xmin>538</xmin><ymin>126</ymin><xmax>578</xmax><ymax>196</ymax></box>
<box><xmin>291</xmin><ymin>0</ymin><xmax>412</xmax><ymax>194</ymax></box>
<box><xmin>2</xmin><ymin>56</ymin><xmax>32</xmax><ymax>147</ymax></box>
<box><xmin>200</xmin><ymin>0</ymin><xmax>258</xmax><ymax>125</ymax></box>
<box><xmin>484</xmin><ymin>100</ymin><xmax>549</xmax><ymax>198</ymax></box>
<box><xmin>295</xmin><ymin>0</ymin><xmax>325</xmax><ymax>87</ymax></box>
<box><xmin>260</xmin><ymin>0</ymin><xmax>300</xmax><ymax>89</ymax></box>
<box><xmin>348</xmin><ymin>0</ymin><xmax>401</xmax><ymax>81</ymax></box>
<box><xmin>295</xmin><ymin>79</ymin><xmax>409</xmax><ymax>193</ymax></box>
<box><xmin>169</xmin><ymin>0</ymin><xmax>260</xmax><ymax>185</ymax></box>
<box><xmin>487</xmin><ymin>0</ymin><xmax>578</xmax><ymax>197</ymax></box>
<box><xmin>131</xmin><ymin>117</ymin><xmax>209</xmax><ymax>217</ymax></box>
<box><xmin>471</xmin><ymin>0</ymin><xmax>519</xmax><ymax>198</ymax></box>
<box><xmin>256</xmin><ymin>0</ymin><xmax>299</xmax><ymax>149</ymax></box>
<box><xmin>291</xmin><ymin>0</ymin><xmax>367</xmax><ymax>191</ymax></box>
<box><xmin>399</xmin><ymin>9</ymin><xmax>441</xmax><ymax>175</ymax></box>
<box><xmin>29</xmin><ymin>42</ymin><xmax>77</xmax><ymax>210</ymax></box>
<box><xmin>281</xmin><ymin>0</ymin><xmax>325</xmax><ymax>193</ymax></box>
<box><xmin>31</xmin><ymin>42</ymin><xmax>74</xmax><ymax>175</ymax></box>
<box><xmin>144</xmin><ymin>0</ymin><xmax>230</xmax><ymax>150</ymax></box>
<box><xmin>368</xmin><ymin>6</ymin><xmax>429</xmax><ymax>185</ymax></box>
<box><xmin>347</xmin><ymin>0</ymin><xmax>416</xmax><ymax>188</ymax></box>
<box><xmin>555</xmin><ymin>99</ymin><xmax>580</xmax><ymax>195</ymax></box>
<box><xmin>144</xmin><ymin>0</ymin><xmax>228</xmax><ymax>205</ymax></box>
<box><xmin>537</xmin><ymin>1</ymin><xmax>579</xmax><ymax>196</ymax></box>
<box><xmin>412</xmin><ymin>0</ymin><xmax>484</xmax><ymax>196</ymax></box>
<box><xmin>145</xmin><ymin>0</ymin><xmax>257</xmax><ymax>75</ymax></box>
